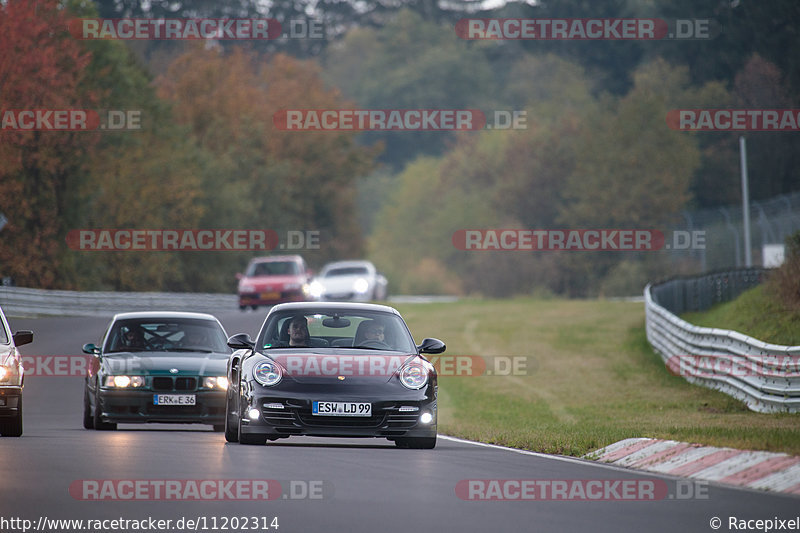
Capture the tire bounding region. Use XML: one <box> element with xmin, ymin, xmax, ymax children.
<box><xmin>83</xmin><ymin>389</ymin><xmax>94</xmax><ymax>429</ymax></box>
<box><xmin>251</xmin><ymin>305</ymin><xmax>259</xmax><ymax>311</ymax></box>
<box><xmin>239</xmin><ymin>305</ymin><xmax>246</xmax><ymax>311</ymax></box>
<box><xmin>224</xmin><ymin>389</ymin><xmax>239</xmax><ymax>442</ymax></box>
<box><xmin>93</xmin><ymin>390</ymin><xmax>117</xmax><ymax>430</ymax></box>
<box><xmin>0</xmin><ymin>397</ymin><xmax>22</xmax><ymax>437</ymax></box>
<box><xmin>395</xmin><ymin>435</ymin><xmax>436</xmax><ymax>449</ymax></box>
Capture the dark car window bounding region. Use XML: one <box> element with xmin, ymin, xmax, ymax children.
<box><xmin>257</xmin><ymin>310</ymin><xmax>415</xmax><ymax>353</ymax></box>
<box><xmin>247</xmin><ymin>261</ymin><xmax>302</xmax><ymax>277</ymax></box>
<box><xmin>323</xmin><ymin>267</ymin><xmax>369</xmax><ymax>277</ymax></box>
<box><xmin>105</xmin><ymin>318</ymin><xmax>230</xmax><ymax>353</ymax></box>
<box><xmin>0</xmin><ymin>320</ymin><xmax>8</xmax><ymax>344</ymax></box>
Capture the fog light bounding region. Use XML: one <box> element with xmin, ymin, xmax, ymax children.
<box><xmin>420</xmin><ymin>412</ymin><xmax>433</xmax><ymax>424</ymax></box>
<box><xmin>248</xmin><ymin>408</ymin><xmax>260</xmax><ymax>420</ymax></box>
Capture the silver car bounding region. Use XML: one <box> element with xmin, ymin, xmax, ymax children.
<box><xmin>308</xmin><ymin>260</ymin><xmax>388</xmax><ymax>302</ymax></box>
<box><xmin>0</xmin><ymin>305</ymin><xmax>33</xmax><ymax>437</ymax></box>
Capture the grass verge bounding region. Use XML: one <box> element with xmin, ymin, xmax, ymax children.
<box><xmin>393</xmin><ymin>298</ymin><xmax>800</xmax><ymax>457</ymax></box>
<box><xmin>681</xmin><ymin>284</ymin><xmax>800</xmax><ymax>346</ymax></box>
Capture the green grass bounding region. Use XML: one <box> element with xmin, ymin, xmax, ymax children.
<box><xmin>681</xmin><ymin>284</ymin><xmax>800</xmax><ymax>346</ymax></box>
<box><xmin>392</xmin><ymin>298</ymin><xmax>800</xmax><ymax>457</ymax></box>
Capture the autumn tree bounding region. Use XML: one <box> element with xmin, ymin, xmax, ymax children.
<box><xmin>0</xmin><ymin>0</ymin><xmax>96</xmax><ymax>288</ymax></box>
<box><xmin>156</xmin><ymin>46</ymin><xmax>377</xmax><ymax>289</ymax></box>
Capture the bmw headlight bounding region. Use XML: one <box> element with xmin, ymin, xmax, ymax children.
<box><xmin>253</xmin><ymin>361</ymin><xmax>282</xmax><ymax>386</ymax></box>
<box><xmin>203</xmin><ymin>376</ymin><xmax>229</xmax><ymax>390</ymax></box>
<box><xmin>353</xmin><ymin>278</ymin><xmax>369</xmax><ymax>294</ymax></box>
<box><xmin>399</xmin><ymin>363</ymin><xmax>428</xmax><ymax>390</ymax></box>
<box><xmin>104</xmin><ymin>375</ymin><xmax>145</xmax><ymax>388</ymax></box>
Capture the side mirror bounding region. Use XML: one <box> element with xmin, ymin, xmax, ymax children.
<box><xmin>235</xmin><ymin>273</ymin><xmax>244</xmax><ymax>280</ymax></box>
<box><xmin>227</xmin><ymin>333</ymin><xmax>255</xmax><ymax>351</ymax></box>
<box><xmin>417</xmin><ymin>338</ymin><xmax>446</xmax><ymax>355</ymax></box>
<box><xmin>12</xmin><ymin>330</ymin><xmax>33</xmax><ymax>347</ymax></box>
<box><xmin>82</xmin><ymin>343</ymin><xmax>100</xmax><ymax>355</ymax></box>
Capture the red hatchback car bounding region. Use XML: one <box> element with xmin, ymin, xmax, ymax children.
<box><xmin>237</xmin><ymin>255</ymin><xmax>311</xmax><ymax>310</ymax></box>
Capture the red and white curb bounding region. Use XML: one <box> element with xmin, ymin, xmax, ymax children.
<box><xmin>586</xmin><ymin>438</ymin><xmax>800</xmax><ymax>496</ymax></box>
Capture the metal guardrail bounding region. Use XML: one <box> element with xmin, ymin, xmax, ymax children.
<box><xmin>0</xmin><ymin>286</ymin><xmax>238</xmax><ymax>317</ymax></box>
<box><xmin>645</xmin><ymin>268</ymin><xmax>800</xmax><ymax>413</ymax></box>
<box><xmin>0</xmin><ymin>286</ymin><xmax>459</xmax><ymax>317</ymax></box>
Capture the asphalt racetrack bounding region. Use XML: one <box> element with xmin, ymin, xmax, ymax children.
<box><xmin>1</xmin><ymin>311</ymin><xmax>796</xmax><ymax>533</ymax></box>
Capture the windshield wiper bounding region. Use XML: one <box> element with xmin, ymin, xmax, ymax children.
<box><xmin>164</xmin><ymin>347</ymin><xmax>214</xmax><ymax>353</ymax></box>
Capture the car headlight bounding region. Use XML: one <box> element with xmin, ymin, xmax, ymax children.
<box><xmin>353</xmin><ymin>278</ymin><xmax>369</xmax><ymax>294</ymax></box>
<box><xmin>253</xmin><ymin>361</ymin><xmax>282</xmax><ymax>386</ymax></box>
<box><xmin>239</xmin><ymin>283</ymin><xmax>255</xmax><ymax>293</ymax></box>
<box><xmin>203</xmin><ymin>376</ymin><xmax>229</xmax><ymax>390</ymax></box>
<box><xmin>104</xmin><ymin>375</ymin><xmax>145</xmax><ymax>388</ymax></box>
<box><xmin>399</xmin><ymin>363</ymin><xmax>428</xmax><ymax>390</ymax></box>
<box><xmin>0</xmin><ymin>365</ymin><xmax>9</xmax><ymax>382</ymax></box>
<box><xmin>306</xmin><ymin>280</ymin><xmax>325</xmax><ymax>299</ymax></box>
<box><xmin>284</xmin><ymin>283</ymin><xmax>302</xmax><ymax>291</ymax></box>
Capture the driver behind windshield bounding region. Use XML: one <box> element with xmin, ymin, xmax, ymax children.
<box><xmin>122</xmin><ymin>326</ymin><xmax>146</xmax><ymax>350</ymax></box>
<box><xmin>287</xmin><ymin>315</ymin><xmax>311</xmax><ymax>347</ymax></box>
<box><xmin>361</xmin><ymin>321</ymin><xmax>385</xmax><ymax>343</ymax></box>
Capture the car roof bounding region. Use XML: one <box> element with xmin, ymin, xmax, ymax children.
<box><xmin>268</xmin><ymin>301</ymin><xmax>400</xmax><ymax>316</ymax></box>
<box><xmin>111</xmin><ymin>311</ymin><xmax>221</xmax><ymax>322</ymax></box>
<box><xmin>249</xmin><ymin>255</ymin><xmax>305</xmax><ymax>263</ymax></box>
<box><xmin>321</xmin><ymin>260</ymin><xmax>374</xmax><ymax>270</ymax></box>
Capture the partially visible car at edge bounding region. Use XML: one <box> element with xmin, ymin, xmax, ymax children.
<box><xmin>307</xmin><ymin>260</ymin><xmax>388</xmax><ymax>302</ymax></box>
<box><xmin>224</xmin><ymin>301</ymin><xmax>443</xmax><ymax>448</ymax></box>
<box><xmin>0</xmin><ymin>305</ymin><xmax>32</xmax><ymax>437</ymax></box>
<box><xmin>82</xmin><ymin>311</ymin><xmax>231</xmax><ymax>431</ymax></box>
<box><xmin>237</xmin><ymin>255</ymin><xmax>312</xmax><ymax>310</ymax></box>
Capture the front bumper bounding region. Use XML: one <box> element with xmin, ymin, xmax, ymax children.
<box><xmin>0</xmin><ymin>386</ymin><xmax>22</xmax><ymax>417</ymax></box>
<box><xmin>96</xmin><ymin>389</ymin><xmax>225</xmax><ymax>424</ymax></box>
<box><xmin>240</xmin><ymin>384</ymin><xmax>437</xmax><ymax>440</ymax></box>
<box><xmin>239</xmin><ymin>290</ymin><xmax>305</xmax><ymax>306</ymax></box>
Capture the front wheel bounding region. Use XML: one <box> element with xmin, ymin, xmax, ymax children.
<box><xmin>224</xmin><ymin>389</ymin><xmax>239</xmax><ymax>442</ymax></box>
<box><xmin>83</xmin><ymin>389</ymin><xmax>94</xmax><ymax>429</ymax></box>
<box><xmin>0</xmin><ymin>397</ymin><xmax>22</xmax><ymax>437</ymax></box>
<box><xmin>395</xmin><ymin>435</ymin><xmax>436</xmax><ymax>449</ymax></box>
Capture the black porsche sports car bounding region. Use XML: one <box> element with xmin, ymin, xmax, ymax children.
<box><xmin>224</xmin><ymin>302</ymin><xmax>444</xmax><ymax>448</ymax></box>
<box><xmin>82</xmin><ymin>312</ymin><xmax>231</xmax><ymax>431</ymax></box>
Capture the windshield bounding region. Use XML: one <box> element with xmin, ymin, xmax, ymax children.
<box><xmin>247</xmin><ymin>261</ymin><xmax>301</xmax><ymax>277</ymax></box>
<box><xmin>105</xmin><ymin>318</ymin><xmax>230</xmax><ymax>353</ymax></box>
<box><xmin>324</xmin><ymin>266</ymin><xmax>369</xmax><ymax>277</ymax></box>
<box><xmin>257</xmin><ymin>310</ymin><xmax>415</xmax><ymax>353</ymax></box>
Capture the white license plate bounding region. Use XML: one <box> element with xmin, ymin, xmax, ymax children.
<box><xmin>312</xmin><ymin>401</ymin><xmax>371</xmax><ymax>417</ymax></box>
<box><xmin>153</xmin><ymin>394</ymin><xmax>196</xmax><ymax>406</ymax></box>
